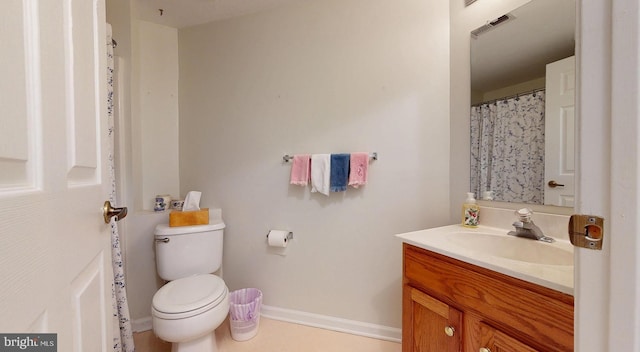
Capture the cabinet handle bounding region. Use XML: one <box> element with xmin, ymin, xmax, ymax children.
<box><xmin>479</xmin><ymin>348</ymin><xmax>491</xmax><ymax>352</ymax></box>
<box><xmin>444</xmin><ymin>326</ymin><xmax>455</xmax><ymax>337</ymax></box>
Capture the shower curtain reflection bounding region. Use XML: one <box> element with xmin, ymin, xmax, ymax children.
<box><xmin>470</xmin><ymin>91</ymin><xmax>546</xmax><ymax>204</ymax></box>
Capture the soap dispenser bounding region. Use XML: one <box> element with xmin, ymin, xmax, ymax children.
<box><xmin>461</xmin><ymin>192</ymin><xmax>479</xmax><ymax>228</ymax></box>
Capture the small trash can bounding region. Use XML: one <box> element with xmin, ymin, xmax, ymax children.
<box><xmin>229</xmin><ymin>288</ymin><xmax>262</xmax><ymax>341</ymax></box>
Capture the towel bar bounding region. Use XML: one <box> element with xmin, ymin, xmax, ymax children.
<box><xmin>283</xmin><ymin>152</ymin><xmax>377</xmax><ymax>163</ymax></box>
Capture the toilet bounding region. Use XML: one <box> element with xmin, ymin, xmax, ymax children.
<box><xmin>151</xmin><ymin>216</ymin><xmax>229</xmax><ymax>352</ymax></box>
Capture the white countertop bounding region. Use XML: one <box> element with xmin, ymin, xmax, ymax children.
<box><xmin>396</xmin><ymin>224</ymin><xmax>574</xmax><ymax>295</ymax></box>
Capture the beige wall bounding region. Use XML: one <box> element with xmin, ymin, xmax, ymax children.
<box><xmin>178</xmin><ymin>0</ymin><xmax>450</xmax><ymax>328</ymax></box>
<box><xmin>128</xmin><ymin>20</ymin><xmax>181</xmax><ymax>323</ymax></box>
<box><xmin>137</xmin><ymin>21</ymin><xmax>180</xmax><ymax>210</ymax></box>
<box><xmin>107</xmin><ymin>2</ymin><xmax>181</xmax><ymax>213</ymax></box>
<box><xmin>107</xmin><ymin>2</ymin><xmax>182</xmax><ymax>325</ymax></box>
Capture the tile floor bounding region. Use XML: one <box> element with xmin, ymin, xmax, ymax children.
<box><xmin>134</xmin><ymin>317</ymin><xmax>401</xmax><ymax>352</ymax></box>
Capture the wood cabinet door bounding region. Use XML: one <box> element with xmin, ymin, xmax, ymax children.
<box><xmin>479</xmin><ymin>322</ymin><xmax>540</xmax><ymax>352</ymax></box>
<box><xmin>404</xmin><ymin>286</ymin><xmax>462</xmax><ymax>352</ymax></box>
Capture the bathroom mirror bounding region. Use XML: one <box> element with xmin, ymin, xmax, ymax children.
<box><xmin>470</xmin><ymin>0</ymin><xmax>575</xmax><ymax>207</ymax></box>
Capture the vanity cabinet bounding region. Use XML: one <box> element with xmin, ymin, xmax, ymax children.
<box><xmin>402</xmin><ymin>243</ymin><xmax>574</xmax><ymax>352</ymax></box>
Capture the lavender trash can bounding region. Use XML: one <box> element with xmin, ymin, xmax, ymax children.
<box><xmin>228</xmin><ymin>288</ymin><xmax>263</xmax><ymax>341</ymax></box>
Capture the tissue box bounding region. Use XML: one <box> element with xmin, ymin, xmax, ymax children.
<box><xmin>169</xmin><ymin>208</ymin><xmax>209</xmax><ymax>227</ymax></box>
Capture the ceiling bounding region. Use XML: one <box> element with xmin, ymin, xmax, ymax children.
<box><xmin>135</xmin><ymin>0</ymin><xmax>306</xmax><ymax>28</ymax></box>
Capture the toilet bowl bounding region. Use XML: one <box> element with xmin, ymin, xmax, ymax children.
<box><xmin>151</xmin><ymin>215</ymin><xmax>228</xmax><ymax>352</ymax></box>
<box><xmin>152</xmin><ymin>274</ymin><xmax>229</xmax><ymax>352</ymax></box>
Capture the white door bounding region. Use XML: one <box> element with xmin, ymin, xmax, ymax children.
<box><xmin>0</xmin><ymin>0</ymin><xmax>113</xmax><ymax>351</ymax></box>
<box><xmin>576</xmin><ymin>0</ymin><xmax>640</xmax><ymax>350</ymax></box>
<box><xmin>544</xmin><ymin>56</ymin><xmax>575</xmax><ymax>207</ymax></box>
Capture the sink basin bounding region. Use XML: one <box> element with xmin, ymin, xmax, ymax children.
<box><xmin>447</xmin><ymin>232</ymin><xmax>573</xmax><ymax>266</ymax></box>
<box><xmin>396</xmin><ymin>224</ymin><xmax>574</xmax><ymax>294</ymax></box>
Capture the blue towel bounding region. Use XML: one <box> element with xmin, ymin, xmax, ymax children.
<box><xmin>330</xmin><ymin>154</ymin><xmax>350</xmax><ymax>192</ymax></box>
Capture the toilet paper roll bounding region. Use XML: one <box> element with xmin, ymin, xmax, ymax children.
<box><xmin>267</xmin><ymin>230</ymin><xmax>290</xmax><ymax>248</ymax></box>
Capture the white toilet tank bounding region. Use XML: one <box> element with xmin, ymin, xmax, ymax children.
<box><xmin>154</xmin><ymin>217</ymin><xmax>226</xmax><ymax>281</ymax></box>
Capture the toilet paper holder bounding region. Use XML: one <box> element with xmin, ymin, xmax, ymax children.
<box><xmin>266</xmin><ymin>231</ymin><xmax>293</xmax><ymax>241</ymax></box>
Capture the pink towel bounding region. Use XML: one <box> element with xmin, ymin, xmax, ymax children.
<box><xmin>289</xmin><ymin>154</ymin><xmax>310</xmax><ymax>186</ymax></box>
<box><xmin>348</xmin><ymin>152</ymin><xmax>369</xmax><ymax>188</ymax></box>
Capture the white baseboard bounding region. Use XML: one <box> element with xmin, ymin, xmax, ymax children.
<box><xmin>260</xmin><ymin>305</ymin><xmax>402</xmax><ymax>343</ymax></box>
<box><xmin>131</xmin><ymin>317</ymin><xmax>152</xmax><ymax>333</ymax></box>
<box><xmin>131</xmin><ymin>306</ymin><xmax>402</xmax><ymax>343</ymax></box>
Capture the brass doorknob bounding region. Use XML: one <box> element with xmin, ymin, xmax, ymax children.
<box><xmin>480</xmin><ymin>348</ymin><xmax>492</xmax><ymax>352</ymax></box>
<box><xmin>548</xmin><ymin>180</ymin><xmax>565</xmax><ymax>188</ymax></box>
<box><xmin>444</xmin><ymin>326</ymin><xmax>455</xmax><ymax>337</ymax></box>
<box><xmin>103</xmin><ymin>201</ymin><xmax>128</xmax><ymax>224</ymax></box>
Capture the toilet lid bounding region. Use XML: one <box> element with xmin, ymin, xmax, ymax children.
<box><xmin>153</xmin><ymin>274</ymin><xmax>227</xmax><ymax>315</ymax></box>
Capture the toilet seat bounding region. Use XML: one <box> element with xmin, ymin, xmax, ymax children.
<box><xmin>153</xmin><ymin>274</ymin><xmax>228</xmax><ymax>320</ymax></box>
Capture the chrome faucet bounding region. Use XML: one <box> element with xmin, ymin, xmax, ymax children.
<box><xmin>507</xmin><ymin>208</ymin><xmax>555</xmax><ymax>243</ymax></box>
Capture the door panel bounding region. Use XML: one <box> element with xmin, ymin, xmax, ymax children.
<box><xmin>0</xmin><ymin>0</ymin><xmax>40</xmax><ymax>190</ymax></box>
<box><xmin>544</xmin><ymin>56</ymin><xmax>575</xmax><ymax>206</ymax></box>
<box><xmin>71</xmin><ymin>252</ymin><xmax>108</xmax><ymax>351</ymax></box>
<box><xmin>65</xmin><ymin>0</ymin><xmax>100</xmax><ymax>185</ymax></box>
<box><xmin>0</xmin><ymin>0</ymin><xmax>111</xmax><ymax>351</ymax></box>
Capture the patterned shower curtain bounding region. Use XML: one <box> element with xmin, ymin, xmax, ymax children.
<box><xmin>470</xmin><ymin>91</ymin><xmax>546</xmax><ymax>204</ymax></box>
<box><xmin>107</xmin><ymin>24</ymin><xmax>135</xmax><ymax>352</ymax></box>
